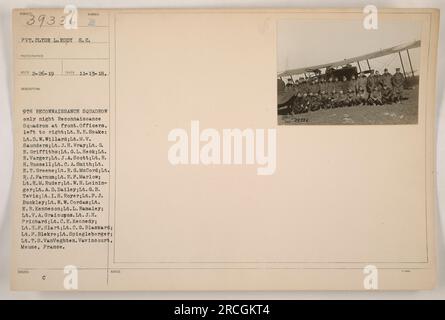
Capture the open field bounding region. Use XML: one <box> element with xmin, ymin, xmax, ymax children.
<box><xmin>278</xmin><ymin>86</ymin><xmax>419</xmax><ymax>125</ymax></box>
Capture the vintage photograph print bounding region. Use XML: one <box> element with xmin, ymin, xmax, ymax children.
<box><xmin>277</xmin><ymin>19</ymin><xmax>422</xmax><ymax>125</ymax></box>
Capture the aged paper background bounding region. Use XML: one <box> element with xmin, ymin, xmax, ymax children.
<box><xmin>1</xmin><ymin>1</ymin><xmax>444</xmax><ymax>298</ymax></box>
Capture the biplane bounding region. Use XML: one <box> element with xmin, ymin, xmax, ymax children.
<box><xmin>277</xmin><ymin>40</ymin><xmax>421</xmax><ymax>111</ymax></box>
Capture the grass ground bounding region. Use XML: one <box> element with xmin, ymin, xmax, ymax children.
<box><xmin>278</xmin><ymin>86</ymin><xmax>419</xmax><ymax>125</ymax></box>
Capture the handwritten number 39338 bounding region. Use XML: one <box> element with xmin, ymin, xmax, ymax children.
<box><xmin>25</xmin><ymin>14</ymin><xmax>66</xmax><ymax>27</ymax></box>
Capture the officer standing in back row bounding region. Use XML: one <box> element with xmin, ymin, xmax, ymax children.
<box><xmin>391</xmin><ymin>67</ymin><xmax>405</xmax><ymax>103</ymax></box>
<box><xmin>357</xmin><ymin>73</ymin><xmax>367</xmax><ymax>91</ymax></box>
<box><xmin>366</xmin><ymin>70</ymin><xmax>378</xmax><ymax>93</ymax></box>
<box><xmin>381</xmin><ymin>68</ymin><xmax>393</xmax><ymax>89</ymax></box>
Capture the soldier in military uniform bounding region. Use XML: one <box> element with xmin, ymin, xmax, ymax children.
<box><xmin>319</xmin><ymin>77</ymin><xmax>328</xmax><ymax>94</ymax></box>
<box><xmin>391</xmin><ymin>67</ymin><xmax>405</xmax><ymax>103</ymax></box>
<box><xmin>310</xmin><ymin>78</ymin><xmax>320</xmax><ymax>95</ymax></box>
<box><xmin>366</xmin><ymin>70</ymin><xmax>378</xmax><ymax>93</ymax></box>
<box><xmin>337</xmin><ymin>90</ymin><xmax>348</xmax><ymax>108</ymax></box>
<box><xmin>345</xmin><ymin>88</ymin><xmax>357</xmax><ymax>106</ymax></box>
<box><xmin>307</xmin><ymin>92</ymin><xmax>314</xmax><ymax>109</ymax></box>
<box><xmin>348</xmin><ymin>75</ymin><xmax>358</xmax><ymax>93</ymax></box>
<box><xmin>357</xmin><ymin>73</ymin><xmax>367</xmax><ymax>92</ymax></box>
<box><xmin>368</xmin><ymin>86</ymin><xmax>383</xmax><ymax>105</ymax></box>
<box><xmin>310</xmin><ymin>92</ymin><xmax>323</xmax><ymax>111</ymax></box>
<box><xmin>356</xmin><ymin>86</ymin><xmax>368</xmax><ymax>105</ymax></box>
<box><xmin>296</xmin><ymin>77</ymin><xmax>305</xmax><ymax>94</ymax></box>
<box><xmin>331</xmin><ymin>90</ymin><xmax>340</xmax><ymax>108</ymax></box>
<box><xmin>299</xmin><ymin>79</ymin><xmax>309</xmax><ymax>95</ymax></box>
<box><xmin>381</xmin><ymin>68</ymin><xmax>393</xmax><ymax>89</ymax></box>
<box><xmin>381</xmin><ymin>84</ymin><xmax>394</xmax><ymax>104</ymax></box>
<box><xmin>340</xmin><ymin>76</ymin><xmax>349</xmax><ymax>93</ymax></box>
<box><xmin>333</xmin><ymin>77</ymin><xmax>341</xmax><ymax>93</ymax></box>
<box><xmin>374</xmin><ymin>70</ymin><xmax>383</xmax><ymax>90</ymax></box>
<box><xmin>291</xmin><ymin>92</ymin><xmax>304</xmax><ymax>114</ymax></box>
<box><xmin>305</xmin><ymin>80</ymin><xmax>312</xmax><ymax>95</ymax></box>
<box><xmin>326</xmin><ymin>76</ymin><xmax>335</xmax><ymax>94</ymax></box>
<box><xmin>320</xmin><ymin>90</ymin><xmax>331</xmax><ymax>109</ymax></box>
<box><xmin>301</xmin><ymin>93</ymin><xmax>310</xmax><ymax>113</ymax></box>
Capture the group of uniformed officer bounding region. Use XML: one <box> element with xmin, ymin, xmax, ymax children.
<box><xmin>283</xmin><ymin>68</ymin><xmax>406</xmax><ymax>114</ymax></box>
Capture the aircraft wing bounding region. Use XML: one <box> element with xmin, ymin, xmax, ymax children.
<box><xmin>278</xmin><ymin>40</ymin><xmax>421</xmax><ymax>77</ymax></box>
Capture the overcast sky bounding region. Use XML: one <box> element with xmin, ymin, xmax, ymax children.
<box><xmin>277</xmin><ymin>19</ymin><xmax>422</xmax><ymax>75</ymax></box>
